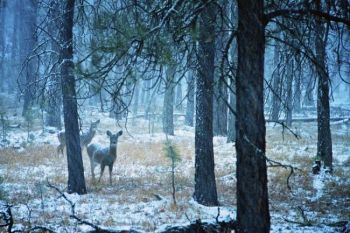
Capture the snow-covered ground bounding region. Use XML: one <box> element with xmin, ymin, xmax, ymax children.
<box><xmin>0</xmin><ymin>109</ymin><xmax>349</xmax><ymax>232</ymax></box>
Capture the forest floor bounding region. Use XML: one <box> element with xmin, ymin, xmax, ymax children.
<box><xmin>0</xmin><ymin>107</ymin><xmax>349</xmax><ymax>232</ymax></box>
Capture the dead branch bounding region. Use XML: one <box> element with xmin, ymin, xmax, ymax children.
<box><xmin>268</xmin><ymin>120</ymin><xmax>301</xmax><ymax>139</ymax></box>
<box><xmin>46</xmin><ymin>180</ymin><xmax>75</xmax><ymax>215</ymax></box>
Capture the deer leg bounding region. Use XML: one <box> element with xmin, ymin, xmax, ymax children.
<box><xmin>99</xmin><ymin>164</ymin><xmax>106</xmax><ymax>183</ymax></box>
<box><xmin>90</xmin><ymin>160</ymin><xmax>96</xmax><ymax>181</ymax></box>
<box><xmin>108</xmin><ymin>165</ymin><xmax>113</xmax><ymax>185</ymax></box>
<box><xmin>57</xmin><ymin>145</ymin><xmax>63</xmax><ymax>156</ymax></box>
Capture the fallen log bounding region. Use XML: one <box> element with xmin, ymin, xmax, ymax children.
<box><xmin>267</xmin><ymin>117</ymin><xmax>350</xmax><ymax>123</ymax></box>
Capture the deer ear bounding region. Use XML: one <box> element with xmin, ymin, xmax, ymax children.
<box><xmin>118</xmin><ymin>130</ymin><xmax>123</xmax><ymax>136</ymax></box>
<box><xmin>107</xmin><ymin>130</ymin><xmax>112</xmax><ymax>136</ymax></box>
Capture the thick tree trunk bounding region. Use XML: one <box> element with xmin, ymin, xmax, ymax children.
<box><xmin>193</xmin><ymin>2</ymin><xmax>218</xmax><ymax>206</ymax></box>
<box><xmin>20</xmin><ymin>0</ymin><xmax>38</xmax><ymax>116</ymax></box>
<box><xmin>315</xmin><ymin>1</ymin><xmax>332</xmax><ymax>170</ymax></box>
<box><xmin>163</xmin><ymin>65</ymin><xmax>175</xmax><ymax>136</ymax></box>
<box><xmin>236</xmin><ymin>0</ymin><xmax>270</xmax><ymax>232</ymax></box>
<box><xmin>60</xmin><ymin>0</ymin><xmax>86</xmax><ymax>194</ymax></box>
<box><xmin>185</xmin><ymin>71</ymin><xmax>195</xmax><ymax>127</ymax></box>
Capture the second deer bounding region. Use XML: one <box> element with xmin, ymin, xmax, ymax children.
<box><xmin>57</xmin><ymin>119</ymin><xmax>100</xmax><ymax>155</ymax></box>
<box><xmin>87</xmin><ymin>130</ymin><xmax>123</xmax><ymax>185</ymax></box>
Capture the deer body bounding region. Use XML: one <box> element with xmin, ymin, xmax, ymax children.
<box><xmin>57</xmin><ymin>119</ymin><xmax>100</xmax><ymax>155</ymax></box>
<box><xmin>87</xmin><ymin>130</ymin><xmax>122</xmax><ymax>185</ymax></box>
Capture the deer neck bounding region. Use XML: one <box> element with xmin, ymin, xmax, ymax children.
<box><xmin>109</xmin><ymin>145</ymin><xmax>117</xmax><ymax>159</ymax></box>
<box><xmin>88</xmin><ymin>129</ymin><xmax>96</xmax><ymax>138</ymax></box>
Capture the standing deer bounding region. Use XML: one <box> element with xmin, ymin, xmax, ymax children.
<box><xmin>57</xmin><ymin>119</ymin><xmax>100</xmax><ymax>155</ymax></box>
<box><xmin>87</xmin><ymin>130</ymin><xmax>122</xmax><ymax>185</ymax></box>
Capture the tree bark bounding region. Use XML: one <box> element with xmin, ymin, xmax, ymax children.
<box><xmin>0</xmin><ymin>0</ymin><xmax>6</xmax><ymax>92</ymax></box>
<box><xmin>46</xmin><ymin>0</ymin><xmax>62</xmax><ymax>129</ymax></box>
<box><xmin>213</xmin><ymin>79</ymin><xmax>228</xmax><ymax>136</ymax></box>
<box><xmin>236</xmin><ymin>0</ymin><xmax>270</xmax><ymax>232</ymax></box>
<box><xmin>227</xmin><ymin>1</ymin><xmax>237</xmax><ymax>143</ymax></box>
<box><xmin>227</xmin><ymin>78</ymin><xmax>236</xmax><ymax>143</ymax></box>
<box><xmin>213</xmin><ymin>1</ymin><xmax>228</xmax><ymax>137</ymax></box>
<box><xmin>20</xmin><ymin>0</ymin><xmax>38</xmax><ymax>116</ymax></box>
<box><xmin>285</xmin><ymin>57</ymin><xmax>293</xmax><ymax>127</ymax></box>
<box><xmin>294</xmin><ymin>55</ymin><xmax>302</xmax><ymax>113</ymax></box>
<box><xmin>175</xmin><ymin>81</ymin><xmax>183</xmax><ymax>112</ymax></box>
<box><xmin>60</xmin><ymin>0</ymin><xmax>86</xmax><ymax>194</ymax></box>
<box><xmin>185</xmin><ymin>71</ymin><xmax>195</xmax><ymax>127</ymax></box>
<box><xmin>132</xmin><ymin>78</ymin><xmax>140</xmax><ymax>126</ymax></box>
<box><xmin>193</xmin><ymin>1</ymin><xmax>218</xmax><ymax>206</ymax></box>
<box><xmin>163</xmin><ymin>65</ymin><xmax>176</xmax><ymax>136</ymax></box>
<box><xmin>144</xmin><ymin>79</ymin><xmax>152</xmax><ymax>119</ymax></box>
<box><xmin>9</xmin><ymin>0</ymin><xmax>19</xmax><ymax>94</ymax></box>
<box><xmin>303</xmin><ymin>73</ymin><xmax>315</xmax><ymax>107</ymax></box>
<box><xmin>270</xmin><ymin>40</ymin><xmax>282</xmax><ymax>121</ymax></box>
<box><xmin>315</xmin><ymin>0</ymin><xmax>332</xmax><ymax>170</ymax></box>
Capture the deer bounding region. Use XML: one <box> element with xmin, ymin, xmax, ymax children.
<box><xmin>87</xmin><ymin>130</ymin><xmax>123</xmax><ymax>185</ymax></box>
<box><xmin>57</xmin><ymin>119</ymin><xmax>100</xmax><ymax>155</ymax></box>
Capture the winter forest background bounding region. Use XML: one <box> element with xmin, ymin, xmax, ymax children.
<box><xmin>0</xmin><ymin>0</ymin><xmax>350</xmax><ymax>232</ymax></box>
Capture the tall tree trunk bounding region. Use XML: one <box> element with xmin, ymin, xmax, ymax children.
<box><xmin>9</xmin><ymin>0</ymin><xmax>19</xmax><ymax>94</ymax></box>
<box><xmin>132</xmin><ymin>79</ymin><xmax>140</xmax><ymax>126</ymax></box>
<box><xmin>175</xmin><ymin>81</ymin><xmax>183</xmax><ymax>112</ymax></box>
<box><xmin>227</xmin><ymin>1</ymin><xmax>237</xmax><ymax>143</ymax></box>
<box><xmin>303</xmin><ymin>72</ymin><xmax>315</xmax><ymax>107</ymax></box>
<box><xmin>109</xmin><ymin>77</ymin><xmax>124</xmax><ymax>120</ymax></box>
<box><xmin>270</xmin><ymin>40</ymin><xmax>282</xmax><ymax>121</ymax></box>
<box><xmin>213</xmin><ymin>1</ymin><xmax>228</xmax><ymax>136</ymax></box>
<box><xmin>60</xmin><ymin>0</ymin><xmax>86</xmax><ymax>194</ymax></box>
<box><xmin>294</xmin><ymin>55</ymin><xmax>302</xmax><ymax>113</ymax></box>
<box><xmin>0</xmin><ymin>0</ymin><xmax>5</xmax><ymax>92</ymax></box>
<box><xmin>144</xmin><ymin>79</ymin><xmax>152</xmax><ymax>119</ymax></box>
<box><xmin>185</xmin><ymin>71</ymin><xmax>195</xmax><ymax>127</ymax></box>
<box><xmin>20</xmin><ymin>0</ymin><xmax>38</xmax><ymax>116</ymax></box>
<box><xmin>46</xmin><ymin>0</ymin><xmax>62</xmax><ymax>129</ymax></box>
<box><xmin>315</xmin><ymin>1</ymin><xmax>332</xmax><ymax>170</ymax></box>
<box><xmin>213</xmin><ymin>79</ymin><xmax>228</xmax><ymax>136</ymax></box>
<box><xmin>163</xmin><ymin>65</ymin><xmax>175</xmax><ymax>136</ymax></box>
<box><xmin>236</xmin><ymin>0</ymin><xmax>270</xmax><ymax>232</ymax></box>
<box><xmin>140</xmin><ymin>80</ymin><xmax>146</xmax><ymax>109</ymax></box>
<box><xmin>294</xmin><ymin>73</ymin><xmax>302</xmax><ymax>113</ymax></box>
<box><xmin>227</xmin><ymin>78</ymin><xmax>236</xmax><ymax>143</ymax></box>
<box><xmin>193</xmin><ymin>2</ymin><xmax>218</xmax><ymax>206</ymax></box>
<box><xmin>285</xmin><ymin>57</ymin><xmax>293</xmax><ymax>127</ymax></box>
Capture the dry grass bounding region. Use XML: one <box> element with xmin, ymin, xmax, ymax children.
<box><xmin>0</xmin><ymin>116</ymin><xmax>349</xmax><ymax>231</ymax></box>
